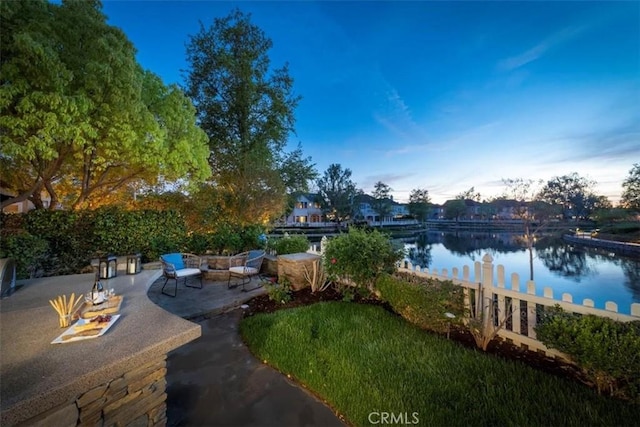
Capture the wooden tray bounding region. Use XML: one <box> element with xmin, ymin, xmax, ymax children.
<box><xmin>75</xmin><ymin>295</ymin><xmax>124</xmax><ymax>319</ymax></box>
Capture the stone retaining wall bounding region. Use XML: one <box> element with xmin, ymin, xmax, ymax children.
<box><xmin>277</xmin><ymin>253</ymin><xmax>321</xmax><ymax>290</ymax></box>
<box><xmin>202</xmin><ymin>269</ymin><xmax>230</xmax><ymax>281</ymax></box>
<box><xmin>201</xmin><ymin>255</ymin><xmax>274</xmax><ymax>281</ymax></box>
<box><xmin>21</xmin><ymin>357</ymin><xmax>167</xmax><ymax>427</ymax></box>
<box><xmin>262</xmin><ymin>254</ymin><xmax>278</xmax><ymax>276</ymax></box>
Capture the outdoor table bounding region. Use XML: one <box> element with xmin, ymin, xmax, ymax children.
<box><xmin>0</xmin><ymin>269</ymin><xmax>200</xmax><ymax>426</ymax></box>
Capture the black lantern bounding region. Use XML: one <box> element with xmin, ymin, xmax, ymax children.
<box><xmin>126</xmin><ymin>253</ymin><xmax>142</xmax><ymax>275</ymax></box>
<box><xmin>99</xmin><ymin>255</ymin><xmax>117</xmax><ymax>279</ymax></box>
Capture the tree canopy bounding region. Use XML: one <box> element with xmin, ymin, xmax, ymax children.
<box><xmin>371</xmin><ymin>181</ymin><xmax>393</xmax><ymax>223</ymax></box>
<box><xmin>621</xmin><ymin>163</ymin><xmax>640</xmax><ymax>212</ymax></box>
<box><xmin>0</xmin><ymin>0</ymin><xmax>210</xmax><ymax>210</ymax></box>
<box><xmin>408</xmin><ymin>188</ymin><xmax>431</xmax><ymax>222</ymax></box>
<box><xmin>456</xmin><ymin>187</ymin><xmax>481</xmax><ymax>202</ymax></box>
<box><xmin>443</xmin><ymin>199</ymin><xmax>466</xmax><ymax>221</ymax></box>
<box><xmin>536</xmin><ymin>172</ymin><xmax>603</xmax><ymax>220</ymax></box>
<box><xmin>316</xmin><ymin>163</ymin><xmax>357</xmax><ymax>225</ymax></box>
<box><xmin>184</xmin><ymin>9</ymin><xmax>315</xmax><ymax>225</ymax></box>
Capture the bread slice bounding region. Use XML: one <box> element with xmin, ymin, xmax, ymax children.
<box><xmin>63</xmin><ymin>328</ymin><xmax>102</xmax><ymax>340</ymax></box>
<box><xmin>74</xmin><ymin>322</ymin><xmax>106</xmax><ymax>333</ymax></box>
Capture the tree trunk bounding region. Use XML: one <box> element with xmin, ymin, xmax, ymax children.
<box><xmin>29</xmin><ymin>191</ymin><xmax>44</xmax><ymax>210</ymax></box>
<box><xmin>44</xmin><ymin>179</ymin><xmax>59</xmax><ymax>210</ymax></box>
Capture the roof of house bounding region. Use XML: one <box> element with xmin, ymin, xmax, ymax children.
<box><xmin>355</xmin><ymin>193</ymin><xmax>404</xmax><ymax>206</ymax></box>
<box><xmin>297</xmin><ymin>193</ymin><xmax>322</xmax><ymax>202</ymax></box>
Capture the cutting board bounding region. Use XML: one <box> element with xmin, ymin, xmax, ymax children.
<box><xmin>76</xmin><ymin>295</ymin><xmax>124</xmax><ymax>319</ymax></box>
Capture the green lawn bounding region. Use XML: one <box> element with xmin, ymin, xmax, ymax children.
<box><xmin>240</xmin><ymin>302</ymin><xmax>640</xmax><ymax>426</ymax></box>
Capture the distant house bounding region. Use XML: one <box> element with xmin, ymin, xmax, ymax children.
<box><xmin>440</xmin><ymin>199</ymin><xmax>493</xmax><ymax>220</ymax></box>
<box><xmin>285</xmin><ymin>193</ymin><xmax>324</xmax><ymax>225</ymax></box>
<box><xmin>491</xmin><ymin>199</ymin><xmax>523</xmax><ymax>220</ymax></box>
<box><xmin>354</xmin><ymin>194</ymin><xmax>411</xmax><ymax>224</ymax></box>
<box><xmin>283</xmin><ymin>192</ymin><xmax>416</xmax><ymax>226</ymax></box>
<box><xmin>429</xmin><ymin>204</ymin><xmax>444</xmax><ymax>219</ymax></box>
<box><xmin>463</xmin><ymin>199</ymin><xmax>483</xmax><ymax>219</ymax></box>
<box><xmin>0</xmin><ymin>189</ymin><xmax>56</xmax><ymax>213</ymax></box>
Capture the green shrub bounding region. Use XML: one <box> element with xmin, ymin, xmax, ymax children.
<box><xmin>323</xmin><ymin>228</ymin><xmax>403</xmax><ymax>291</ymax></box>
<box><xmin>269</xmin><ymin>234</ymin><xmax>309</xmax><ymax>255</ymax></box>
<box><xmin>83</xmin><ymin>208</ymin><xmax>186</xmax><ymax>262</ymax></box>
<box><xmin>147</xmin><ymin>235</ymin><xmax>182</xmax><ymax>262</ymax></box>
<box><xmin>0</xmin><ymin>212</ymin><xmax>25</xmax><ymax>230</ymax></box>
<box><xmin>16</xmin><ymin>208</ymin><xmax>188</xmax><ymax>269</ymax></box>
<box><xmin>376</xmin><ymin>272</ymin><xmax>465</xmax><ymax>334</ymax></box>
<box><xmin>209</xmin><ymin>223</ymin><xmax>243</xmax><ymax>255</ymax></box>
<box><xmin>23</xmin><ymin>209</ymin><xmax>89</xmax><ymax>275</ymax></box>
<box><xmin>536</xmin><ymin>306</ymin><xmax>640</xmax><ymax>401</ymax></box>
<box><xmin>0</xmin><ymin>231</ymin><xmax>49</xmax><ymax>279</ymax></box>
<box><xmin>0</xmin><ymin>208</ymin><xmax>264</xmax><ymax>275</ymax></box>
<box><xmin>185</xmin><ymin>233</ymin><xmax>211</xmax><ymax>254</ymax></box>
<box><xmin>130</xmin><ymin>210</ymin><xmax>186</xmax><ymax>261</ymax></box>
<box><xmin>238</xmin><ymin>224</ymin><xmax>265</xmax><ymax>251</ymax></box>
<box><xmin>266</xmin><ymin>277</ymin><xmax>292</xmax><ymax>304</ymax></box>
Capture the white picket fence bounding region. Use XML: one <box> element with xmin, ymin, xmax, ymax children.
<box><xmin>398</xmin><ymin>254</ymin><xmax>640</xmax><ymax>361</ymax></box>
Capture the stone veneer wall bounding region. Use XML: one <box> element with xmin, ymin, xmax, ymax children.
<box><xmin>20</xmin><ymin>356</ymin><xmax>167</xmax><ymax>427</ymax></box>
<box><xmin>262</xmin><ymin>255</ymin><xmax>278</xmax><ymax>276</ymax></box>
<box><xmin>202</xmin><ymin>254</ymin><xmax>274</xmax><ymax>281</ymax></box>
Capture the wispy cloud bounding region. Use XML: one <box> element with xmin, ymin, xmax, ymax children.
<box><xmin>554</xmin><ymin>120</ymin><xmax>640</xmax><ymax>163</ymax></box>
<box><xmin>361</xmin><ymin>173</ymin><xmax>415</xmax><ymax>191</ymax></box>
<box><xmin>497</xmin><ymin>25</ymin><xmax>587</xmax><ymax>71</ymax></box>
<box><xmin>377</xmin><ymin>173</ymin><xmax>415</xmax><ymax>182</ymax></box>
<box><xmin>373</xmin><ymin>86</ymin><xmax>425</xmax><ymax>139</ymax></box>
<box><xmin>382</xmin><ymin>143</ymin><xmax>440</xmax><ymax>156</ymax></box>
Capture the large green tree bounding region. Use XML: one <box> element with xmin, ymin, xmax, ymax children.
<box><xmin>621</xmin><ymin>163</ymin><xmax>640</xmax><ymax>212</ymax></box>
<box><xmin>371</xmin><ymin>181</ymin><xmax>393</xmax><ymax>224</ymax></box>
<box><xmin>443</xmin><ymin>199</ymin><xmax>466</xmax><ymax>221</ymax></box>
<box><xmin>408</xmin><ymin>187</ymin><xmax>431</xmax><ymax>222</ymax></box>
<box><xmin>316</xmin><ymin>163</ymin><xmax>357</xmax><ymax>225</ymax></box>
<box><xmin>184</xmin><ymin>9</ymin><xmax>315</xmax><ymax>225</ymax></box>
<box><xmin>0</xmin><ymin>0</ymin><xmax>210</xmax><ymax>210</ymax></box>
<box><xmin>536</xmin><ymin>172</ymin><xmax>598</xmax><ymax>220</ymax></box>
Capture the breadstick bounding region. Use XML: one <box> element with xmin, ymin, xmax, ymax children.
<box><xmin>49</xmin><ymin>299</ymin><xmax>62</xmax><ymax>316</ymax></box>
<box><xmin>68</xmin><ymin>293</ymin><xmax>75</xmax><ymax>315</ymax></box>
<box><xmin>51</xmin><ymin>299</ymin><xmax>63</xmax><ymax>316</ymax></box>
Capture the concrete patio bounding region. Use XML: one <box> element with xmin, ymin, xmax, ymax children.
<box><xmin>146</xmin><ymin>272</ymin><xmax>268</xmax><ymax>320</ymax></box>
<box><xmin>146</xmin><ymin>273</ymin><xmax>345</xmax><ymax>427</ymax></box>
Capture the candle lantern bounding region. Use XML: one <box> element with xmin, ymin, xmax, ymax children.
<box><xmin>98</xmin><ymin>255</ymin><xmax>117</xmax><ymax>279</ymax></box>
<box><xmin>126</xmin><ymin>253</ymin><xmax>142</xmax><ymax>275</ymax></box>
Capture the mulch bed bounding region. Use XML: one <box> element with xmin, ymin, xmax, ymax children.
<box><xmin>242</xmin><ymin>285</ymin><xmax>590</xmax><ymax>390</ymax></box>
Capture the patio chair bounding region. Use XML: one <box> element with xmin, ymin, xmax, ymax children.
<box><xmin>228</xmin><ymin>250</ymin><xmax>265</xmax><ymax>292</ymax></box>
<box><xmin>160</xmin><ymin>253</ymin><xmax>203</xmax><ymax>297</ymax></box>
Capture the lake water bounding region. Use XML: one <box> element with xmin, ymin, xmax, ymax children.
<box><xmin>402</xmin><ymin>231</ymin><xmax>640</xmax><ymax>315</ymax></box>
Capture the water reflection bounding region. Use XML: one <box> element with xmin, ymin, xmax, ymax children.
<box><xmin>439</xmin><ymin>231</ymin><xmax>523</xmax><ymax>258</ymax></box>
<box><xmin>402</xmin><ymin>231</ymin><xmax>640</xmax><ymax>312</ymax></box>
<box><xmin>536</xmin><ymin>240</ymin><xmax>594</xmax><ymax>282</ymax></box>
<box><xmin>406</xmin><ymin>233</ymin><xmax>432</xmax><ymax>269</ymax></box>
<box><xmin>621</xmin><ymin>259</ymin><xmax>640</xmax><ymax>300</ymax></box>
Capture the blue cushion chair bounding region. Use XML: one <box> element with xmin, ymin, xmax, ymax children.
<box><xmin>228</xmin><ymin>250</ymin><xmax>265</xmax><ymax>292</ymax></box>
<box><xmin>160</xmin><ymin>253</ymin><xmax>203</xmax><ymax>297</ymax></box>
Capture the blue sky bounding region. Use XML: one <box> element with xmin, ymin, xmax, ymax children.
<box><xmin>102</xmin><ymin>1</ymin><xmax>639</xmax><ymax>204</ymax></box>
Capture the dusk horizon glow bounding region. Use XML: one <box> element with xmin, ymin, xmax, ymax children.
<box><xmin>102</xmin><ymin>1</ymin><xmax>639</xmax><ymax>205</ymax></box>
